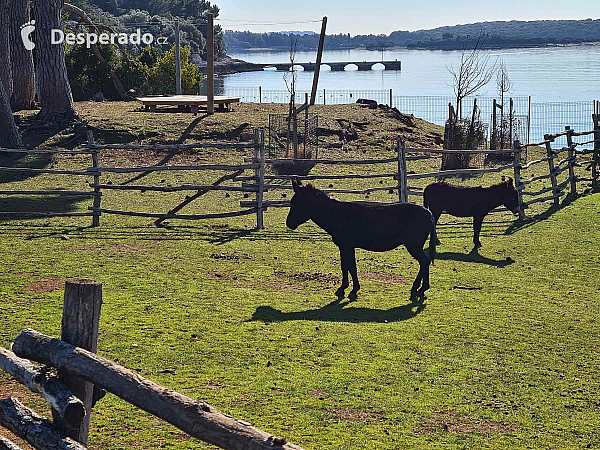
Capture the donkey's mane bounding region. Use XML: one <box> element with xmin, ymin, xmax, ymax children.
<box><xmin>304</xmin><ymin>183</ymin><xmax>330</xmax><ymax>199</ymax></box>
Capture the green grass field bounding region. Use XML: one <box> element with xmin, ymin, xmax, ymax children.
<box><xmin>1</xmin><ymin>102</ymin><xmax>599</xmax><ymax>449</ymax></box>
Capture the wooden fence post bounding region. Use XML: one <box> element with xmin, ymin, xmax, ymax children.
<box><xmin>513</xmin><ymin>140</ymin><xmax>525</xmax><ymax>220</ymax></box>
<box><xmin>491</xmin><ymin>99</ymin><xmax>497</xmax><ymax>150</ymax></box>
<box><xmin>397</xmin><ymin>137</ymin><xmax>408</xmax><ymax>202</ymax></box>
<box><xmin>544</xmin><ymin>134</ymin><xmax>560</xmax><ymax>207</ymax></box>
<box><xmin>88</xmin><ymin>130</ymin><xmax>101</xmax><ymax>227</ymax></box>
<box><xmin>593</xmin><ymin>113</ymin><xmax>599</xmax><ymax>189</ymax></box>
<box><xmin>565</xmin><ymin>126</ymin><xmax>577</xmax><ymax>197</ymax></box>
<box><xmin>254</xmin><ymin>130</ymin><xmax>265</xmax><ymax>229</ymax></box>
<box><xmin>57</xmin><ymin>280</ymin><xmax>103</xmax><ymax>445</ymax></box>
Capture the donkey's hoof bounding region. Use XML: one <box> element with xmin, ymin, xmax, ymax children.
<box><xmin>435</xmin><ymin>239</ymin><xmax>442</xmax><ymax>245</ymax></box>
<box><xmin>335</xmin><ymin>287</ymin><xmax>346</xmax><ymax>299</ymax></box>
<box><xmin>474</xmin><ymin>242</ymin><xmax>482</xmax><ymax>249</ymax></box>
<box><xmin>348</xmin><ymin>290</ymin><xmax>358</xmax><ymax>301</ymax></box>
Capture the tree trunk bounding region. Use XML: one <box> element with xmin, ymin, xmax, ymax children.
<box><xmin>0</xmin><ymin>80</ymin><xmax>23</xmax><ymax>149</ymax></box>
<box><xmin>9</xmin><ymin>0</ymin><xmax>36</xmax><ymax>111</ymax></box>
<box><xmin>0</xmin><ymin>0</ymin><xmax>13</xmax><ymax>100</ymax></box>
<box><xmin>33</xmin><ymin>0</ymin><xmax>78</xmax><ymax>122</ymax></box>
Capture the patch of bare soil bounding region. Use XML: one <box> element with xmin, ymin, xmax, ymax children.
<box><xmin>331</xmin><ymin>407</ymin><xmax>383</xmax><ymax>423</ymax></box>
<box><xmin>358</xmin><ymin>272</ymin><xmax>408</xmax><ymax>283</ymax></box>
<box><xmin>307</xmin><ymin>389</ymin><xmax>328</xmax><ymax>399</ymax></box>
<box><xmin>416</xmin><ymin>411</ymin><xmax>517</xmax><ymax>435</ymax></box>
<box><xmin>24</xmin><ymin>276</ymin><xmax>65</xmax><ymax>294</ymax></box>
<box><xmin>290</xmin><ymin>272</ymin><xmax>339</xmax><ymax>284</ymax></box>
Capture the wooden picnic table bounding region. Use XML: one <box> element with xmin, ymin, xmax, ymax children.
<box><xmin>136</xmin><ymin>95</ymin><xmax>240</xmax><ymax>113</ymax></box>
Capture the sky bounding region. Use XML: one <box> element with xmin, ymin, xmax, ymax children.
<box><xmin>214</xmin><ymin>0</ymin><xmax>600</xmax><ymax>35</ymax></box>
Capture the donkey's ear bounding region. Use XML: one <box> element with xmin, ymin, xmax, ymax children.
<box><xmin>501</xmin><ymin>175</ymin><xmax>506</xmax><ymax>182</ymax></box>
<box><xmin>291</xmin><ymin>177</ymin><xmax>302</xmax><ymax>193</ymax></box>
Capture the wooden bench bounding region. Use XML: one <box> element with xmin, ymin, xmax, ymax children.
<box><xmin>136</xmin><ymin>95</ymin><xmax>241</xmax><ymax>114</ymax></box>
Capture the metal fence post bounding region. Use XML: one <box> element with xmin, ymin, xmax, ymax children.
<box><xmin>254</xmin><ymin>129</ymin><xmax>265</xmax><ymax>229</ymax></box>
<box><xmin>259</xmin><ymin>86</ymin><xmax>262</xmax><ymax>104</ymax></box>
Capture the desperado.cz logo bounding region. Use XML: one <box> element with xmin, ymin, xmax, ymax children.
<box><xmin>20</xmin><ymin>21</ymin><xmax>168</xmax><ymax>49</ymax></box>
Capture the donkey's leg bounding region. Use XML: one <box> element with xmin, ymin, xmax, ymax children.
<box><xmin>347</xmin><ymin>247</ymin><xmax>360</xmax><ymax>301</ymax></box>
<box><xmin>432</xmin><ymin>209</ymin><xmax>442</xmax><ymax>245</ymax></box>
<box><xmin>473</xmin><ymin>215</ymin><xmax>484</xmax><ymax>248</ymax></box>
<box><xmin>335</xmin><ymin>246</ymin><xmax>350</xmax><ymax>298</ymax></box>
<box><xmin>406</xmin><ymin>244</ymin><xmax>431</xmax><ymax>298</ymax></box>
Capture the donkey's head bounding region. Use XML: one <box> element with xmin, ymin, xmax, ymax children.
<box><xmin>498</xmin><ymin>177</ymin><xmax>520</xmax><ymax>214</ymax></box>
<box><xmin>286</xmin><ymin>178</ymin><xmax>326</xmax><ymax>230</ymax></box>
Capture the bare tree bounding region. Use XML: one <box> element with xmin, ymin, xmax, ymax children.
<box><xmin>0</xmin><ymin>0</ymin><xmax>13</xmax><ymax>100</ymax></box>
<box><xmin>496</xmin><ymin>58</ymin><xmax>513</xmax><ymax>148</ymax></box>
<box><xmin>0</xmin><ymin>81</ymin><xmax>23</xmax><ymax>149</ymax></box>
<box><xmin>33</xmin><ymin>0</ymin><xmax>78</xmax><ymax>122</ymax></box>
<box><xmin>447</xmin><ymin>34</ymin><xmax>497</xmax><ymax>118</ymax></box>
<box><xmin>9</xmin><ymin>0</ymin><xmax>35</xmax><ymax>111</ymax></box>
<box><xmin>283</xmin><ymin>36</ymin><xmax>298</xmax><ymax>158</ymax></box>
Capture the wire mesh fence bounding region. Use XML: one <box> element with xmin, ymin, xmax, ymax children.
<box><xmin>223</xmin><ymin>88</ymin><xmax>597</xmax><ymax>149</ymax></box>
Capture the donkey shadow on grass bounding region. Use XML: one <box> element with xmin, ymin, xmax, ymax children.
<box><xmin>251</xmin><ymin>297</ymin><xmax>426</xmax><ymax>324</ymax></box>
<box><xmin>434</xmin><ymin>246</ymin><xmax>515</xmax><ymax>268</ymax></box>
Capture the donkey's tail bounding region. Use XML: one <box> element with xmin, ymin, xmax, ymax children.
<box><xmin>428</xmin><ymin>211</ymin><xmax>436</xmax><ymax>265</ymax></box>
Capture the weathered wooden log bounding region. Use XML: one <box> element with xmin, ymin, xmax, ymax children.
<box><xmin>13</xmin><ymin>329</ymin><xmax>304</xmax><ymax>450</ymax></box>
<box><xmin>0</xmin><ymin>212</ymin><xmax>94</xmax><ymax>218</ymax></box>
<box><xmin>89</xmin><ymin>207</ymin><xmax>258</xmax><ymax>221</ymax></box>
<box><xmin>0</xmin><ymin>398</ymin><xmax>86</xmax><ymax>450</ymax></box>
<box><xmin>0</xmin><ymin>348</ymin><xmax>85</xmax><ymax>427</ymax></box>
<box><xmin>85</xmin><ymin>142</ymin><xmax>257</xmax><ymax>150</ymax></box>
<box><xmin>235</xmin><ymin>172</ymin><xmax>398</xmax><ymax>182</ymax></box>
<box><xmin>0</xmin><ymin>190</ymin><xmax>97</xmax><ymax>196</ymax></box>
<box><xmin>92</xmin><ymin>164</ymin><xmax>257</xmax><ymax>173</ymax></box>
<box><xmin>0</xmin><ymin>148</ymin><xmax>97</xmax><ymax>155</ymax></box>
<box><xmin>0</xmin><ymin>434</ymin><xmax>23</xmax><ymax>450</ymax></box>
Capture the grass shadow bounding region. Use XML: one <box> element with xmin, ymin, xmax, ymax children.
<box><xmin>251</xmin><ymin>297</ymin><xmax>426</xmax><ymax>324</ymax></box>
<box><xmin>434</xmin><ymin>246</ymin><xmax>515</xmax><ymax>267</ymax></box>
<box><xmin>0</xmin><ymin>196</ymin><xmax>91</xmax><ymax>224</ymax></box>
<box><xmin>504</xmin><ymin>194</ymin><xmax>578</xmax><ymax>235</ymax></box>
<box><xmin>0</xmin><ymin>152</ymin><xmax>53</xmax><ymax>184</ymax></box>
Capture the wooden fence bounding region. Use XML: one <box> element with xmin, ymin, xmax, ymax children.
<box><xmin>1</xmin><ymin>116</ymin><xmax>599</xmax><ymax>230</ymax></box>
<box><xmin>0</xmin><ymin>129</ymin><xmax>267</xmax><ymax>229</ymax></box>
<box><xmin>0</xmin><ymin>280</ymin><xmax>304</xmax><ymax>450</ymax></box>
<box><xmin>241</xmin><ymin>115</ymin><xmax>600</xmax><ymax>221</ymax></box>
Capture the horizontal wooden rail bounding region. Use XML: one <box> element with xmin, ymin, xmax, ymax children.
<box><xmin>89</xmin><ymin>207</ymin><xmax>258</xmax><ymax>220</ymax></box>
<box><xmin>521</xmin><ymin>178</ymin><xmax>571</xmax><ymax>196</ymax></box>
<box><xmin>0</xmin><ymin>190</ymin><xmax>97</xmax><ymax>196</ymax></box>
<box><xmin>0</xmin><ymin>347</ymin><xmax>85</xmax><ymax>428</ymax></box>
<box><xmin>85</xmin><ymin>142</ymin><xmax>258</xmax><ymax>151</ymax></box>
<box><xmin>405</xmin><ymin>147</ymin><xmax>518</xmax><ymax>155</ymax></box>
<box><xmin>12</xmin><ymin>329</ymin><xmax>305</xmax><ymax>450</ymax></box>
<box><xmin>0</xmin><ymin>212</ymin><xmax>94</xmax><ymax>218</ymax></box>
<box><xmin>406</xmin><ymin>163</ymin><xmax>515</xmax><ymax>179</ymax></box>
<box><xmin>522</xmin><ymin>191</ymin><xmax>565</xmax><ymax>206</ymax></box>
<box><xmin>0</xmin><ymin>167</ymin><xmax>97</xmax><ymax>176</ymax></box>
<box><xmin>92</xmin><ymin>163</ymin><xmax>257</xmax><ymax>173</ymax></box>
<box><xmin>235</xmin><ymin>172</ymin><xmax>398</xmax><ymax>182</ymax></box>
<box><xmin>0</xmin><ymin>148</ymin><xmax>98</xmax><ymax>155</ymax></box>
<box><xmin>245</xmin><ymin>157</ymin><xmax>398</xmax><ymax>165</ymax></box>
<box><xmin>90</xmin><ymin>184</ymin><xmax>258</xmax><ymax>193</ymax></box>
<box><xmin>0</xmin><ymin>398</ymin><xmax>86</xmax><ymax>450</ymax></box>
<box><xmin>248</xmin><ymin>183</ymin><xmax>398</xmax><ymax>195</ymax></box>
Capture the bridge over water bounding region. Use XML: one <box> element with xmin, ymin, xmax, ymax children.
<box><xmin>260</xmin><ymin>60</ymin><xmax>402</xmax><ymax>72</ymax></box>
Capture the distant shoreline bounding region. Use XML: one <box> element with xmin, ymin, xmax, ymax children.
<box><xmin>228</xmin><ymin>41</ymin><xmax>600</xmax><ymax>54</ymax></box>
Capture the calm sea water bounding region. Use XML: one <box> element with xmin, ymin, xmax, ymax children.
<box><xmin>225</xmin><ymin>45</ymin><xmax>600</xmax><ymax>102</ymax></box>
